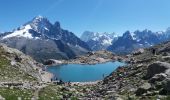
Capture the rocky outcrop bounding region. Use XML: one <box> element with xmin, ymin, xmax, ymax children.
<box><xmin>145</xmin><ymin>61</ymin><xmax>170</xmax><ymax>79</ymax></box>
<box><xmin>149</xmin><ymin>73</ymin><xmax>167</xmax><ymax>83</ymax></box>
<box><xmin>0</xmin><ymin>43</ymin><xmax>52</xmax><ymax>82</ymax></box>
<box><xmin>135</xmin><ymin>83</ymin><xmax>151</xmax><ymax>96</ymax></box>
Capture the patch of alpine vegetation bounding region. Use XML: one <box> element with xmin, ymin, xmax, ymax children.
<box><xmin>0</xmin><ymin>44</ymin><xmax>54</xmax><ymax>99</ymax></box>
<box><xmin>39</xmin><ymin>84</ymin><xmax>98</xmax><ymax>100</ymax></box>
<box><xmin>0</xmin><ymin>87</ymin><xmax>34</xmax><ymax>100</ymax></box>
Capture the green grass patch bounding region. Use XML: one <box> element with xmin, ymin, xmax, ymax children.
<box><xmin>0</xmin><ymin>87</ymin><xmax>33</xmax><ymax>100</ymax></box>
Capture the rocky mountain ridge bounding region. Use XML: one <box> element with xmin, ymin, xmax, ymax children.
<box><xmin>0</xmin><ymin>16</ymin><xmax>90</xmax><ymax>63</ymax></box>
<box><xmin>108</xmin><ymin>29</ymin><xmax>169</xmax><ymax>54</ymax></box>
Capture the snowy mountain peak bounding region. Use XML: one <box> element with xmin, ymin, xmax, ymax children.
<box><xmin>24</xmin><ymin>16</ymin><xmax>53</xmax><ymax>34</ymax></box>
<box><xmin>32</xmin><ymin>15</ymin><xmax>48</xmax><ymax>22</ymax></box>
<box><xmin>28</xmin><ymin>16</ymin><xmax>50</xmax><ymax>27</ymax></box>
<box><xmin>35</xmin><ymin>15</ymin><xmax>44</xmax><ymax>19</ymax></box>
<box><xmin>122</xmin><ymin>31</ymin><xmax>133</xmax><ymax>39</ymax></box>
<box><xmin>1</xmin><ymin>16</ymin><xmax>90</xmax><ymax>50</ymax></box>
<box><xmin>81</xmin><ymin>31</ymin><xmax>117</xmax><ymax>42</ymax></box>
<box><xmin>0</xmin><ymin>16</ymin><xmax>91</xmax><ymax>62</ymax></box>
<box><xmin>2</xmin><ymin>16</ymin><xmax>53</xmax><ymax>40</ymax></box>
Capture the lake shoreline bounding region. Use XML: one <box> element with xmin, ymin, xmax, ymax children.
<box><xmin>47</xmin><ymin>61</ymin><xmax>125</xmax><ymax>83</ymax></box>
<box><xmin>44</xmin><ymin>50</ymin><xmax>128</xmax><ymax>66</ymax></box>
<box><xmin>44</xmin><ymin>51</ymin><xmax>127</xmax><ymax>83</ymax></box>
<box><xmin>70</xmin><ymin>81</ymin><xmax>100</xmax><ymax>85</ymax></box>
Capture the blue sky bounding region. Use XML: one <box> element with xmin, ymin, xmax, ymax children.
<box><xmin>0</xmin><ymin>0</ymin><xmax>170</xmax><ymax>36</ymax></box>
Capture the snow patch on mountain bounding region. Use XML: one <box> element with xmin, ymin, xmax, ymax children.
<box><xmin>2</xmin><ymin>25</ymin><xmax>35</xmax><ymax>39</ymax></box>
<box><xmin>130</xmin><ymin>32</ymin><xmax>136</xmax><ymax>40</ymax></box>
<box><xmin>44</xmin><ymin>27</ymin><xmax>49</xmax><ymax>31</ymax></box>
<box><xmin>101</xmin><ymin>39</ymin><xmax>113</xmax><ymax>45</ymax></box>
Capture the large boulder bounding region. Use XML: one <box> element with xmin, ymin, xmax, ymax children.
<box><xmin>149</xmin><ymin>73</ymin><xmax>167</xmax><ymax>83</ymax></box>
<box><xmin>135</xmin><ymin>83</ymin><xmax>151</xmax><ymax>96</ymax></box>
<box><xmin>44</xmin><ymin>59</ymin><xmax>62</xmax><ymax>65</ymax></box>
<box><xmin>133</xmin><ymin>48</ymin><xmax>144</xmax><ymax>56</ymax></box>
<box><xmin>145</xmin><ymin>61</ymin><xmax>170</xmax><ymax>79</ymax></box>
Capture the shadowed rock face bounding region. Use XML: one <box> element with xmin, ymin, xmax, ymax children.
<box><xmin>0</xmin><ymin>37</ymin><xmax>79</xmax><ymax>62</ymax></box>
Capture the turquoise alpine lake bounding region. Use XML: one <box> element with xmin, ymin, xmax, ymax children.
<box><xmin>47</xmin><ymin>61</ymin><xmax>125</xmax><ymax>82</ymax></box>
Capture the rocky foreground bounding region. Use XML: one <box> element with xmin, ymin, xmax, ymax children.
<box><xmin>2</xmin><ymin>41</ymin><xmax>170</xmax><ymax>99</ymax></box>
<box><xmin>41</xmin><ymin>41</ymin><xmax>170</xmax><ymax>100</ymax></box>
<box><xmin>80</xmin><ymin>41</ymin><xmax>170</xmax><ymax>99</ymax></box>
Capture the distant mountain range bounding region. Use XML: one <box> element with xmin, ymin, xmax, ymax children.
<box><xmin>0</xmin><ymin>16</ymin><xmax>90</xmax><ymax>62</ymax></box>
<box><xmin>1</xmin><ymin>16</ymin><xmax>170</xmax><ymax>62</ymax></box>
<box><xmin>81</xmin><ymin>29</ymin><xmax>170</xmax><ymax>54</ymax></box>
<box><xmin>107</xmin><ymin>29</ymin><xmax>170</xmax><ymax>54</ymax></box>
<box><xmin>81</xmin><ymin>31</ymin><xmax>118</xmax><ymax>51</ymax></box>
